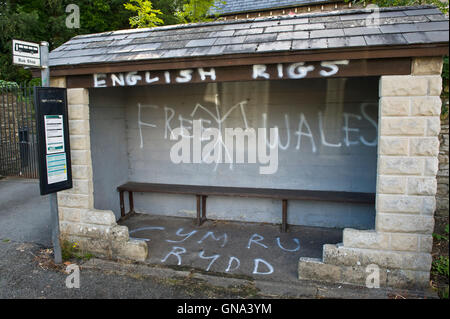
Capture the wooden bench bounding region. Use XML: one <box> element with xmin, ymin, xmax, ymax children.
<box><xmin>117</xmin><ymin>182</ymin><xmax>375</xmax><ymax>232</ymax></box>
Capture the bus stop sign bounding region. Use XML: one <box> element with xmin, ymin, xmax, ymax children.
<box><xmin>34</xmin><ymin>87</ymin><xmax>73</xmax><ymax>195</ymax></box>
<box><xmin>12</xmin><ymin>39</ymin><xmax>41</xmax><ymax>68</ymax></box>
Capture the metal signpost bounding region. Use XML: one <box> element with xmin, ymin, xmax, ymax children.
<box><xmin>13</xmin><ymin>40</ymin><xmax>71</xmax><ymax>263</ymax></box>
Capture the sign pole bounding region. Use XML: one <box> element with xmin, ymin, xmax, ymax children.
<box><xmin>40</xmin><ymin>41</ymin><xmax>62</xmax><ymax>264</ymax></box>
<box><xmin>40</xmin><ymin>42</ymin><xmax>50</xmax><ymax>87</ymax></box>
<box><xmin>50</xmin><ymin>192</ymin><xmax>62</xmax><ymax>263</ymax></box>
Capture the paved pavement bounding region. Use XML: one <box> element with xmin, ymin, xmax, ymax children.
<box><xmin>0</xmin><ymin>177</ymin><xmax>51</xmax><ymax>246</ymax></box>
<box><xmin>0</xmin><ymin>241</ymin><xmax>256</xmax><ymax>299</ymax></box>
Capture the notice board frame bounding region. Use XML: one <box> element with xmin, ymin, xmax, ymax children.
<box><xmin>34</xmin><ymin>87</ymin><xmax>73</xmax><ymax>195</ymax></box>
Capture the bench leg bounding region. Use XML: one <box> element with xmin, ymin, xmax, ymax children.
<box><xmin>119</xmin><ymin>191</ymin><xmax>125</xmax><ymax>218</ymax></box>
<box><xmin>196</xmin><ymin>195</ymin><xmax>201</xmax><ymax>226</ymax></box>
<box><xmin>201</xmin><ymin>195</ymin><xmax>207</xmax><ymax>224</ymax></box>
<box><xmin>129</xmin><ymin>191</ymin><xmax>134</xmax><ymax>214</ymax></box>
<box><xmin>282</xmin><ymin>199</ymin><xmax>288</xmax><ymax>232</ymax></box>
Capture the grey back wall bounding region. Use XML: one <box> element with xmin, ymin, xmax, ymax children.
<box><xmin>90</xmin><ymin>77</ymin><xmax>378</xmax><ymax>229</ymax></box>
<box><xmin>89</xmin><ymin>88</ymin><xmax>129</xmax><ymax>219</ymax></box>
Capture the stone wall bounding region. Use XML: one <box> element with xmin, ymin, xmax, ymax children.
<box><xmin>436</xmin><ymin>115</ymin><xmax>449</xmax><ymax>216</ymax></box>
<box><xmin>50</xmin><ymin>82</ymin><xmax>147</xmax><ymax>262</ymax></box>
<box><xmin>299</xmin><ymin>57</ymin><xmax>444</xmax><ymax>290</ymax></box>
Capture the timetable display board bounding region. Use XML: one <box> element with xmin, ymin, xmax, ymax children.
<box><xmin>34</xmin><ymin>87</ymin><xmax>72</xmax><ymax>195</ymax></box>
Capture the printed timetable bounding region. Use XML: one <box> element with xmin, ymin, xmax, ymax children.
<box><xmin>44</xmin><ymin>115</ymin><xmax>65</xmax><ymax>154</ymax></box>
<box><xmin>46</xmin><ymin>153</ymin><xmax>67</xmax><ymax>184</ymax></box>
<box><xmin>44</xmin><ymin>115</ymin><xmax>67</xmax><ymax>184</ymax></box>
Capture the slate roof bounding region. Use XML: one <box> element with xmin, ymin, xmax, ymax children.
<box><xmin>49</xmin><ymin>5</ymin><xmax>449</xmax><ymax>67</ymax></box>
<box><xmin>212</xmin><ymin>0</ymin><xmax>331</xmax><ymax>15</ymax></box>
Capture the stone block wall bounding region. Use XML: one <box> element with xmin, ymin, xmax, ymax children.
<box><xmin>50</xmin><ymin>82</ymin><xmax>147</xmax><ymax>262</ymax></box>
<box><xmin>299</xmin><ymin>57</ymin><xmax>444</xmax><ymax>290</ymax></box>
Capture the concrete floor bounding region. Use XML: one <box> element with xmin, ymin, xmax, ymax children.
<box><xmin>120</xmin><ymin>213</ymin><xmax>343</xmax><ymax>283</ymax></box>
<box><xmin>0</xmin><ymin>177</ymin><xmax>51</xmax><ymax>246</ymax></box>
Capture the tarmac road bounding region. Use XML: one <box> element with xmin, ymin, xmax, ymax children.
<box><xmin>0</xmin><ymin>241</ymin><xmax>256</xmax><ymax>299</ymax></box>
<box><xmin>0</xmin><ymin>177</ymin><xmax>51</xmax><ymax>246</ymax></box>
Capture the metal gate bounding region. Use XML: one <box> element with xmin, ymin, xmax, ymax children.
<box><xmin>0</xmin><ymin>84</ymin><xmax>38</xmax><ymax>178</ymax></box>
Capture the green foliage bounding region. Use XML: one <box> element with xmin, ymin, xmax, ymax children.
<box><xmin>61</xmin><ymin>240</ymin><xmax>94</xmax><ymax>261</ymax></box>
<box><xmin>79</xmin><ymin>0</ymin><xmax>133</xmax><ymax>34</ymax></box>
<box><xmin>344</xmin><ymin>0</ymin><xmax>449</xmax><ymax>13</ymax></box>
<box><xmin>433</xmin><ymin>256</ymin><xmax>449</xmax><ymax>277</ymax></box>
<box><xmin>0</xmin><ymin>0</ymin><xmax>132</xmax><ymax>83</ymax></box>
<box><xmin>175</xmin><ymin>0</ymin><xmax>224</xmax><ymax>24</ymax></box>
<box><xmin>443</xmin><ymin>56</ymin><xmax>449</xmax><ymax>83</ymax></box>
<box><xmin>441</xmin><ymin>286</ymin><xmax>449</xmax><ymax>299</ymax></box>
<box><xmin>432</xmin><ymin>224</ymin><xmax>449</xmax><ymax>299</ymax></box>
<box><xmin>151</xmin><ymin>0</ymin><xmax>184</xmax><ymax>25</ymax></box>
<box><xmin>440</xmin><ymin>56</ymin><xmax>449</xmax><ymax>118</ymax></box>
<box><xmin>124</xmin><ymin>0</ymin><xmax>164</xmax><ymax>28</ymax></box>
<box><xmin>0</xmin><ymin>80</ymin><xmax>19</xmax><ymax>88</ymax></box>
<box><xmin>433</xmin><ymin>224</ymin><xmax>449</xmax><ymax>241</ymax></box>
<box><xmin>1</xmin><ymin>0</ymin><xmax>223</xmax><ymax>82</ymax></box>
<box><xmin>28</xmin><ymin>77</ymin><xmax>42</xmax><ymax>87</ymax></box>
<box><xmin>1</xmin><ymin>2</ymin><xmax>43</xmax><ymax>82</ymax></box>
<box><xmin>124</xmin><ymin>0</ymin><xmax>222</xmax><ymax>27</ymax></box>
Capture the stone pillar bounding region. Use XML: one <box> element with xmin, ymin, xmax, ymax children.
<box><xmin>298</xmin><ymin>57</ymin><xmax>444</xmax><ymax>289</ymax></box>
<box><xmin>55</xmin><ymin>86</ymin><xmax>147</xmax><ymax>261</ymax></box>
<box><xmin>50</xmin><ymin>77</ymin><xmax>66</xmax><ymax>88</ymax></box>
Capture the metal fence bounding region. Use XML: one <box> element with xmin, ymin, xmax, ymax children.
<box><xmin>0</xmin><ymin>85</ymin><xmax>39</xmax><ymax>179</ymax></box>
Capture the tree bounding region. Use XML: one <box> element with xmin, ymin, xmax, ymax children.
<box><xmin>0</xmin><ymin>0</ymin><xmax>132</xmax><ymax>83</ymax></box>
<box><xmin>123</xmin><ymin>0</ymin><xmax>222</xmax><ymax>28</ymax></box>
<box><xmin>123</xmin><ymin>0</ymin><xmax>164</xmax><ymax>28</ymax></box>
<box><xmin>175</xmin><ymin>0</ymin><xmax>222</xmax><ymax>24</ymax></box>
<box><xmin>0</xmin><ymin>1</ymin><xmax>51</xmax><ymax>83</ymax></box>
<box><xmin>1</xmin><ymin>0</ymin><xmax>223</xmax><ymax>82</ymax></box>
<box><xmin>150</xmin><ymin>0</ymin><xmax>185</xmax><ymax>25</ymax></box>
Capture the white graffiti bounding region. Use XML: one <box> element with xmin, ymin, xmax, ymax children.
<box><xmin>253</xmin><ymin>258</ymin><xmax>274</xmax><ymax>275</ymax></box>
<box><xmin>161</xmin><ymin>246</ymin><xmax>186</xmax><ymax>265</ymax></box>
<box><xmin>276</xmin><ymin>237</ymin><xmax>300</xmax><ymax>252</ymax></box>
<box><xmin>197</xmin><ymin>231</ymin><xmax>228</xmax><ymax>248</ymax></box>
<box><xmin>170</xmin><ymin>122</ymin><xmax>280</xmax><ymax>175</ymax></box>
<box><xmin>138</xmin><ymin>103</ymin><xmax>158</xmax><ymax>149</ymax></box>
<box><xmin>93</xmin><ymin>61</ymin><xmax>350</xmax><ymax>88</ymax></box>
<box><xmin>199</xmin><ymin>251</ymin><xmax>221</xmax><ymax>271</ymax></box>
<box><xmin>225</xmin><ymin>256</ymin><xmax>241</xmax><ymax>273</ymax></box>
<box><xmin>133</xmin><ymin>227</ymin><xmax>303</xmax><ymax>276</ymax></box>
<box><xmin>188</xmin><ymin>95</ymin><xmax>249</xmax><ymax>170</ymax></box>
<box><xmin>138</xmin><ymin>99</ymin><xmax>378</xmax><ymax>167</ymax></box>
<box><xmin>166</xmin><ymin>228</ymin><xmax>198</xmax><ymax>243</ymax></box>
<box><xmin>319</xmin><ymin>60</ymin><xmax>349</xmax><ymax>77</ymax></box>
<box><xmin>129</xmin><ymin>226</ymin><xmax>165</xmax><ymax>242</ymax></box>
<box><xmin>247</xmin><ymin>233</ymin><xmax>268</xmax><ymax>249</ymax></box>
